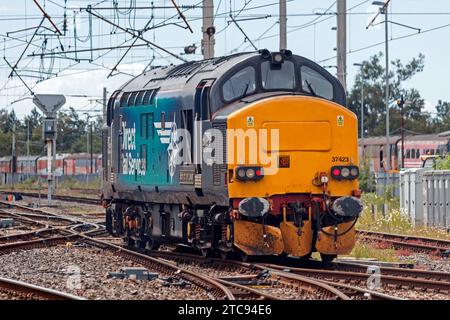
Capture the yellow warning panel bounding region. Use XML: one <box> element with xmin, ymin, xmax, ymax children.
<box><xmin>234</xmin><ymin>220</ymin><xmax>284</xmax><ymax>256</ymax></box>
<box><xmin>280</xmin><ymin>220</ymin><xmax>312</xmax><ymax>258</ymax></box>
<box><xmin>315</xmin><ymin>221</ymin><xmax>356</xmax><ymax>255</ymax></box>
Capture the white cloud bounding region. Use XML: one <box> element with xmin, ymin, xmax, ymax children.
<box><xmin>3</xmin><ymin>63</ymin><xmax>144</xmax><ymax>119</ymax></box>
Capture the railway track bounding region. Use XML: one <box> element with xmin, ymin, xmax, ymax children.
<box><xmin>357</xmin><ymin>229</ymin><xmax>450</xmax><ymax>256</ymax></box>
<box><xmin>332</xmin><ymin>261</ymin><xmax>450</xmax><ymax>283</ymax></box>
<box><xmin>0</xmin><ymin>205</ymin><xmax>233</xmax><ymax>300</ymax></box>
<box><xmin>264</xmin><ymin>263</ymin><xmax>450</xmax><ymax>294</ymax></box>
<box><xmin>1</xmin><ymin>201</ymin><xmax>448</xmax><ymax>300</ymax></box>
<box><xmin>147</xmin><ymin>250</ymin><xmax>398</xmax><ymax>300</ymax></box>
<box><xmin>0</xmin><ymin>276</ymin><xmax>84</xmax><ymax>300</ymax></box>
<box><xmin>0</xmin><ymin>204</ymin><xmax>351</xmax><ymax>300</ymax></box>
<box><xmin>0</xmin><ymin>190</ymin><xmax>100</xmax><ymax>205</ymax></box>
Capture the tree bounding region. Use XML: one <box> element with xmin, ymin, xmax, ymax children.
<box><xmin>434</xmin><ymin>154</ymin><xmax>450</xmax><ymax>170</ymax></box>
<box><xmin>0</xmin><ymin>107</ymin><xmax>102</xmax><ymax>157</ymax></box>
<box><xmin>347</xmin><ymin>52</ymin><xmax>435</xmax><ymax>137</ymax></box>
<box><xmin>433</xmin><ymin>100</ymin><xmax>450</xmax><ymax>132</ymax></box>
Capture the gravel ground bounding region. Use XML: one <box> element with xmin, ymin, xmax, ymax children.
<box><xmin>398</xmin><ymin>253</ymin><xmax>450</xmax><ymax>273</ymax></box>
<box><xmin>169</xmin><ymin>261</ymin><xmax>324</xmax><ymax>300</ymax></box>
<box><xmin>20</xmin><ymin>196</ymin><xmax>104</xmax><ymax>220</ymax></box>
<box><xmin>374</xmin><ymin>287</ymin><xmax>449</xmax><ymax>300</ymax></box>
<box><xmin>0</xmin><ymin>225</ymin><xmax>33</xmax><ymax>237</ymax></box>
<box><xmin>0</xmin><ymin>245</ymin><xmax>211</xmax><ymax>300</ymax></box>
<box><xmin>257</xmin><ymin>285</ymin><xmax>319</xmax><ymax>300</ymax></box>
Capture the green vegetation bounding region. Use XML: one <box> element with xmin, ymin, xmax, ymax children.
<box><xmin>357</xmin><ymin>193</ymin><xmax>450</xmax><ymax>240</ymax></box>
<box><xmin>350</xmin><ymin>242</ymin><xmax>400</xmax><ymax>262</ymax></box>
<box><xmin>348</xmin><ymin>52</ymin><xmax>450</xmax><ymax>136</ymax></box>
<box><xmin>57</xmin><ymin>177</ymin><xmax>101</xmax><ymax>190</ymax></box>
<box><xmin>0</xmin><ymin>176</ymin><xmax>101</xmax><ymax>192</ymax></box>
<box><xmin>434</xmin><ymin>154</ymin><xmax>450</xmax><ymax>170</ymax></box>
<box><xmin>358</xmin><ymin>157</ymin><xmax>376</xmax><ymax>193</ymax></box>
<box><xmin>0</xmin><ymin>107</ymin><xmax>102</xmax><ymax>157</ymax></box>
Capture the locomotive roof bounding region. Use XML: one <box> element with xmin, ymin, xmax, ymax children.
<box><xmin>119</xmin><ymin>52</ymin><xmax>255</xmax><ymax>92</ymax></box>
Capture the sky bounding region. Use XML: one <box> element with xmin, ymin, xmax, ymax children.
<box><xmin>1</xmin><ymin>0</ymin><xmax>450</xmax><ymax>119</ymax></box>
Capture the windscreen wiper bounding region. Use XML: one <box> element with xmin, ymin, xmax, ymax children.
<box><xmin>241</xmin><ymin>81</ymin><xmax>250</xmax><ymax>97</ymax></box>
<box><xmin>305</xmin><ymin>80</ymin><xmax>316</xmax><ymax>96</ymax></box>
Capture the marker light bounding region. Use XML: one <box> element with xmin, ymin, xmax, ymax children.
<box><xmin>235</xmin><ymin>166</ymin><xmax>264</xmax><ymax>182</ymax></box>
<box><xmin>331</xmin><ymin>166</ymin><xmax>359</xmax><ymax>181</ymax></box>
<box><xmin>246</xmin><ymin>168</ymin><xmax>255</xmax><ymax>179</ymax></box>
<box><xmin>237</xmin><ymin>168</ymin><xmax>246</xmax><ymax>178</ymax></box>
<box><xmin>341</xmin><ymin>167</ymin><xmax>350</xmax><ymax>178</ymax></box>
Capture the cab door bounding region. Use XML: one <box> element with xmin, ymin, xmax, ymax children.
<box><xmin>193</xmin><ymin>79</ymin><xmax>215</xmax><ymax>193</ymax></box>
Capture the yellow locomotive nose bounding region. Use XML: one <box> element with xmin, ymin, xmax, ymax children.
<box><xmin>227</xmin><ymin>95</ymin><xmax>359</xmax><ymax>198</ymax></box>
<box><xmin>227</xmin><ymin>95</ymin><xmax>360</xmax><ymax>259</ymax></box>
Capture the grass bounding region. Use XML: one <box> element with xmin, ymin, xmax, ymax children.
<box><xmin>357</xmin><ymin>193</ymin><xmax>450</xmax><ymax>241</ymax></box>
<box><xmin>350</xmin><ymin>241</ymin><xmax>400</xmax><ymax>262</ymax></box>
<box><xmin>0</xmin><ymin>176</ymin><xmax>101</xmax><ymax>196</ymax></box>
<box><xmin>57</xmin><ymin>177</ymin><xmax>101</xmax><ymax>190</ymax></box>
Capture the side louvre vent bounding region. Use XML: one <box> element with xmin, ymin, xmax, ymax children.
<box><xmin>212</xmin><ymin>122</ymin><xmax>227</xmax><ymax>186</ymax></box>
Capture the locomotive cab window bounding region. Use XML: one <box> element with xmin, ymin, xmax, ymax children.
<box><xmin>300</xmin><ymin>66</ymin><xmax>333</xmax><ymax>100</ymax></box>
<box><xmin>222</xmin><ymin>66</ymin><xmax>256</xmax><ymax>102</ymax></box>
<box><xmin>261</xmin><ymin>60</ymin><xmax>295</xmax><ymax>90</ymax></box>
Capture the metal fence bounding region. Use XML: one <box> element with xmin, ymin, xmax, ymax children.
<box><xmin>375</xmin><ymin>172</ymin><xmax>400</xmax><ymax>198</ymax></box>
<box><xmin>400</xmin><ymin>169</ymin><xmax>450</xmax><ymax>229</ymax></box>
<box><xmin>423</xmin><ymin>171</ymin><xmax>450</xmax><ymax>228</ymax></box>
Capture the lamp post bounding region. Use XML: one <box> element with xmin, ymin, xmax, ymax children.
<box><xmin>354</xmin><ymin>63</ymin><xmax>365</xmax><ymax>157</ymax></box>
<box><xmin>372</xmin><ymin>1</ymin><xmax>390</xmax><ymax>171</ymax></box>
<box><xmin>84</xmin><ymin>113</ymin><xmax>93</xmax><ymax>184</ymax></box>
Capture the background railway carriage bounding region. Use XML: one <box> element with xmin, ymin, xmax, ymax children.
<box><xmin>16</xmin><ymin>156</ymin><xmax>39</xmax><ymax>174</ymax></box>
<box><xmin>102</xmin><ymin>50</ymin><xmax>363</xmax><ymax>262</ymax></box>
<box><xmin>0</xmin><ymin>156</ymin><xmax>11</xmax><ymax>184</ymax></box>
<box><xmin>0</xmin><ymin>156</ymin><xmax>11</xmax><ymax>174</ymax></box>
<box><xmin>63</xmin><ymin>153</ymin><xmax>101</xmax><ymax>175</ymax></box>
<box><xmin>360</xmin><ymin>132</ymin><xmax>450</xmax><ymax>172</ymax></box>
<box><xmin>36</xmin><ymin>154</ymin><xmax>65</xmax><ymax>176</ymax></box>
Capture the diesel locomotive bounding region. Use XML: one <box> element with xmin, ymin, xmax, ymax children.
<box><xmin>102</xmin><ymin>50</ymin><xmax>362</xmax><ymax>262</ymax></box>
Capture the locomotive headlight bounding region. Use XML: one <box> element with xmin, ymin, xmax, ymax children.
<box><xmin>235</xmin><ymin>166</ymin><xmax>264</xmax><ymax>182</ymax></box>
<box><xmin>273</xmin><ymin>53</ymin><xmax>283</xmax><ymax>63</ymax></box>
<box><xmin>246</xmin><ymin>168</ymin><xmax>255</xmax><ymax>179</ymax></box>
<box><xmin>341</xmin><ymin>168</ymin><xmax>350</xmax><ymax>178</ymax></box>
<box><xmin>237</xmin><ymin>168</ymin><xmax>246</xmax><ymax>179</ymax></box>
<box><xmin>350</xmin><ymin>167</ymin><xmax>359</xmax><ymax>177</ymax></box>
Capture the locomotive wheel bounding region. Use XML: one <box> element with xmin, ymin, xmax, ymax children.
<box><xmin>200</xmin><ymin>248</ymin><xmax>210</xmax><ymax>257</ymax></box>
<box><xmin>134</xmin><ymin>239</ymin><xmax>145</xmax><ymax>249</ymax></box>
<box><xmin>219</xmin><ymin>250</ymin><xmax>228</xmax><ymax>260</ymax></box>
<box><xmin>145</xmin><ymin>238</ymin><xmax>160</xmax><ymax>251</ymax></box>
<box><xmin>105</xmin><ymin>209</ymin><xmax>113</xmax><ymax>234</ymax></box>
<box><xmin>239</xmin><ymin>252</ymin><xmax>253</xmax><ymax>262</ymax></box>
<box><xmin>320</xmin><ymin>253</ymin><xmax>337</xmax><ymax>262</ymax></box>
<box><xmin>298</xmin><ymin>252</ymin><xmax>312</xmax><ymax>262</ymax></box>
<box><xmin>126</xmin><ymin>237</ymin><xmax>135</xmax><ymax>247</ymax></box>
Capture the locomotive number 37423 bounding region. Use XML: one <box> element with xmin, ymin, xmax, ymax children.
<box><xmin>332</xmin><ymin>156</ymin><xmax>350</xmax><ymax>163</ymax></box>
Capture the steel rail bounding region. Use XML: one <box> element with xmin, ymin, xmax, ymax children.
<box><xmin>0</xmin><ymin>277</ymin><xmax>83</xmax><ymax>300</ymax></box>
<box><xmin>264</xmin><ymin>264</ymin><xmax>450</xmax><ymax>293</ymax></box>
<box><xmin>212</xmin><ymin>278</ymin><xmax>281</xmax><ymax>300</ymax></box>
<box><xmin>79</xmin><ymin>235</ymin><xmax>235</xmax><ymax>300</ymax></box>
<box><xmin>146</xmin><ymin>250</ymin><xmax>351</xmax><ymax>300</ymax></box>
<box><xmin>0</xmin><ymin>191</ymin><xmax>100</xmax><ymax>205</ymax></box>
<box><xmin>0</xmin><ymin>209</ymin><xmax>235</xmax><ymax>302</ymax></box>
<box><xmin>357</xmin><ymin>230</ymin><xmax>450</xmax><ymax>255</ymax></box>
<box><xmin>333</xmin><ymin>261</ymin><xmax>450</xmax><ymax>283</ymax></box>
